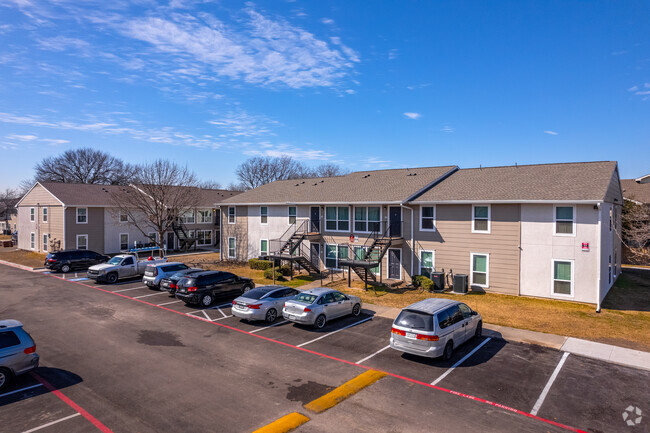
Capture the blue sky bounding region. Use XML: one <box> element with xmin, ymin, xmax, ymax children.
<box><xmin>1</xmin><ymin>0</ymin><xmax>648</xmax><ymax>190</ymax></box>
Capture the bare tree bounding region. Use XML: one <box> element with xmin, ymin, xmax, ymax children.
<box><xmin>622</xmin><ymin>199</ymin><xmax>650</xmax><ymax>265</ymax></box>
<box><xmin>234</xmin><ymin>156</ymin><xmax>348</xmax><ymax>189</ymax></box>
<box><xmin>34</xmin><ymin>148</ymin><xmax>136</xmax><ymax>185</ymax></box>
<box><xmin>198</xmin><ymin>180</ymin><xmax>223</xmax><ymax>189</ymax></box>
<box><xmin>0</xmin><ymin>188</ymin><xmax>18</xmax><ymax>232</ymax></box>
<box><xmin>111</xmin><ymin>160</ymin><xmax>200</xmax><ymax>257</ymax></box>
<box><xmin>312</xmin><ymin>163</ymin><xmax>349</xmax><ymax>177</ymax></box>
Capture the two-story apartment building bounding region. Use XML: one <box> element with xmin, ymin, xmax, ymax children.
<box><xmin>220</xmin><ymin>161</ymin><xmax>622</xmax><ymax>307</ymax></box>
<box><xmin>15</xmin><ymin>182</ymin><xmax>238</xmax><ymax>255</ymax></box>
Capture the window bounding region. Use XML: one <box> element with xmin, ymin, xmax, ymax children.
<box><xmin>122</xmin><ymin>257</ymin><xmax>134</xmax><ymax>266</ymax></box>
<box><xmin>42</xmin><ymin>207</ymin><xmax>48</xmax><ymax>222</ymax></box>
<box><xmin>554</xmin><ymin>206</ymin><xmax>575</xmax><ymax>235</ymax></box>
<box><xmin>120</xmin><ymin>233</ymin><xmax>129</xmax><ymax>251</ymax></box>
<box><xmin>180</xmin><ymin>210</ymin><xmax>195</xmax><ymax>224</ymax></box>
<box><xmin>325</xmin><ymin>207</ymin><xmax>349</xmax><ymax>231</ymax></box>
<box><xmin>609</xmin><ymin>208</ymin><xmax>612</xmax><ymax>232</ymax></box>
<box><xmin>260</xmin><ymin>239</ymin><xmax>268</xmax><ymax>256</ymax></box>
<box><xmin>470</xmin><ymin>253</ymin><xmax>489</xmax><ymax>287</ymax></box>
<box><xmin>198</xmin><ymin>209</ymin><xmax>212</xmax><ymax>224</ymax></box>
<box><xmin>608</xmin><ymin>255</ymin><xmax>612</xmax><ymax>284</ymax></box>
<box><xmin>325</xmin><ymin>244</ymin><xmax>348</xmax><ymax>269</ymax></box>
<box><xmin>0</xmin><ymin>331</ymin><xmax>21</xmax><ymax>349</ymax></box>
<box><xmin>197</xmin><ymin>230</ymin><xmax>213</xmax><ymax>246</ymax></box>
<box><xmin>30</xmin><ymin>208</ymin><xmax>35</xmax><ymax>222</ymax></box>
<box><xmin>552</xmin><ymin>260</ymin><xmax>573</xmax><ymax>296</ymax></box>
<box><xmin>614</xmin><ymin>252</ymin><xmax>618</xmax><ymax>276</ymax></box>
<box><xmin>354</xmin><ymin>207</ymin><xmax>381</xmax><ymax>232</ymax></box>
<box><xmin>420</xmin><ymin>206</ymin><xmax>435</xmax><ymax>231</ymax></box>
<box><xmin>228</xmin><ymin>237</ymin><xmax>236</xmax><ymax>258</ymax></box>
<box><xmin>43</xmin><ymin>234</ymin><xmax>48</xmax><ymax>252</ymax></box>
<box><xmin>30</xmin><ymin>232</ymin><xmax>35</xmax><ymax>249</ymax></box>
<box><xmin>76</xmin><ymin>234</ymin><xmax>88</xmax><ymax>250</ymax></box>
<box><xmin>472</xmin><ymin>205</ymin><xmax>490</xmax><ymax>233</ymax></box>
<box><xmin>119</xmin><ymin>209</ymin><xmax>128</xmax><ymax>223</ymax></box>
<box><xmin>420</xmin><ymin>250</ymin><xmax>435</xmax><ymax>278</ymax></box>
<box><xmin>148</xmin><ymin>233</ymin><xmax>157</xmax><ymax>243</ymax></box>
<box><xmin>260</xmin><ymin>207</ymin><xmax>268</xmax><ymax>224</ymax></box>
<box><xmin>228</xmin><ymin>207</ymin><xmax>236</xmax><ymax>224</ymax></box>
<box><xmin>77</xmin><ymin>208</ymin><xmax>88</xmax><ymax>224</ymax></box>
<box><xmin>354</xmin><ymin>246</ymin><xmax>379</xmax><ymax>273</ymax></box>
<box><xmin>288</xmin><ymin>206</ymin><xmax>297</xmax><ymax>225</ymax></box>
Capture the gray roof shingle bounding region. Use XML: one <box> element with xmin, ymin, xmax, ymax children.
<box><xmin>622</xmin><ymin>179</ymin><xmax>650</xmax><ymax>204</ymax></box>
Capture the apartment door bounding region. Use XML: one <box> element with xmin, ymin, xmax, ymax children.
<box><xmin>388</xmin><ymin>249</ymin><xmax>401</xmax><ymax>280</ymax></box>
<box><xmin>310</xmin><ymin>243</ymin><xmax>320</xmax><ymax>269</ymax></box>
<box><xmin>166</xmin><ymin>232</ymin><xmax>175</xmax><ymax>251</ymax></box>
<box><xmin>310</xmin><ymin>207</ymin><xmax>320</xmax><ymax>233</ymax></box>
<box><xmin>389</xmin><ymin>207</ymin><xmax>402</xmax><ymax>237</ymax></box>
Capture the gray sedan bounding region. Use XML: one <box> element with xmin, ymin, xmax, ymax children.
<box><xmin>282</xmin><ymin>287</ymin><xmax>362</xmax><ymax>329</ymax></box>
<box><xmin>232</xmin><ymin>286</ymin><xmax>301</xmax><ymax>323</ymax></box>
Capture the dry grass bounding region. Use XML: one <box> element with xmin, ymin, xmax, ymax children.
<box><xmin>0</xmin><ymin>235</ymin><xmax>11</xmax><ymax>240</ymax></box>
<box><xmin>0</xmin><ymin>247</ymin><xmax>47</xmax><ymax>268</ymax></box>
<box><xmin>327</xmin><ymin>270</ymin><xmax>650</xmax><ymax>352</ymax></box>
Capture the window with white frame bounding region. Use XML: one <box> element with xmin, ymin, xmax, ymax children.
<box><xmin>43</xmin><ymin>234</ymin><xmax>48</xmax><ymax>251</ymax></box>
<box><xmin>354</xmin><ymin>207</ymin><xmax>380</xmax><ymax>232</ymax></box>
<box><xmin>228</xmin><ymin>237</ymin><xmax>236</xmax><ymax>258</ymax></box>
<box><xmin>420</xmin><ymin>250</ymin><xmax>435</xmax><ymax>278</ymax></box>
<box><xmin>119</xmin><ymin>209</ymin><xmax>128</xmax><ymax>223</ymax></box>
<box><xmin>353</xmin><ymin>246</ymin><xmax>379</xmax><ymax>273</ymax></box>
<box><xmin>76</xmin><ymin>234</ymin><xmax>88</xmax><ymax>250</ymax></box>
<box><xmin>260</xmin><ymin>239</ymin><xmax>268</xmax><ymax>256</ymax></box>
<box><xmin>554</xmin><ymin>206</ymin><xmax>574</xmax><ymax>235</ymax></box>
<box><xmin>228</xmin><ymin>207</ymin><xmax>236</xmax><ymax>224</ymax></box>
<box><xmin>77</xmin><ymin>208</ymin><xmax>88</xmax><ymax>224</ymax></box>
<box><xmin>288</xmin><ymin>206</ymin><xmax>297</xmax><ymax>225</ymax></box>
<box><xmin>30</xmin><ymin>232</ymin><xmax>35</xmax><ymax>249</ymax></box>
<box><xmin>260</xmin><ymin>207</ymin><xmax>268</xmax><ymax>224</ymax></box>
<box><xmin>180</xmin><ymin>209</ymin><xmax>195</xmax><ymax>224</ymax></box>
<box><xmin>325</xmin><ymin>244</ymin><xmax>348</xmax><ymax>269</ymax></box>
<box><xmin>471</xmin><ymin>253</ymin><xmax>489</xmax><ymax>287</ymax></box>
<box><xmin>420</xmin><ymin>206</ymin><xmax>435</xmax><ymax>231</ymax></box>
<box><xmin>608</xmin><ymin>255</ymin><xmax>612</xmax><ymax>284</ymax></box>
<box><xmin>609</xmin><ymin>208</ymin><xmax>612</xmax><ymax>232</ymax></box>
<box><xmin>552</xmin><ymin>260</ymin><xmax>573</xmax><ymax>296</ymax></box>
<box><xmin>30</xmin><ymin>208</ymin><xmax>35</xmax><ymax>222</ymax></box>
<box><xmin>325</xmin><ymin>207</ymin><xmax>349</xmax><ymax>231</ymax></box>
<box><xmin>198</xmin><ymin>209</ymin><xmax>212</xmax><ymax>224</ymax></box>
<box><xmin>472</xmin><ymin>205</ymin><xmax>490</xmax><ymax>233</ymax></box>
<box><xmin>120</xmin><ymin>233</ymin><xmax>129</xmax><ymax>250</ymax></box>
<box><xmin>42</xmin><ymin>207</ymin><xmax>48</xmax><ymax>223</ymax></box>
<box><xmin>196</xmin><ymin>230</ymin><xmax>212</xmax><ymax>246</ymax></box>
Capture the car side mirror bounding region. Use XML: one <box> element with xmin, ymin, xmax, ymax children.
<box><xmin>471</xmin><ymin>311</ymin><xmax>477</xmax><ymax>316</ymax></box>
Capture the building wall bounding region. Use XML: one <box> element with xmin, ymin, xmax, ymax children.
<box><xmin>103</xmin><ymin>208</ymin><xmax>158</xmax><ymax>254</ymax></box>
<box><xmin>65</xmin><ymin>207</ymin><xmax>105</xmax><ymax>253</ymax></box>
<box><xmin>222</xmin><ymin>205</ymin><xmax>248</xmax><ymax>261</ymax></box>
<box><xmin>245</xmin><ymin>205</ymin><xmax>310</xmax><ymax>260</ymax></box>
<box><xmin>598</xmin><ymin>202</ymin><xmax>623</xmax><ymax>305</ymax></box>
<box><xmin>16</xmin><ymin>184</ymin><xmax>65</xmax><ymax>253</ymax></box>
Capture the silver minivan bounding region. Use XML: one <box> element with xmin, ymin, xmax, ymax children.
<box><xmin>143</xmin><ymin>262</ymin><xmax>189</xmax><ymax>289</ymax></box>
<box><xmin>390</xmin><ymin>299</ymin><xmax>482</xmax><ymax>360</ymax></box>
<box><xmin>0</xmin><ymin>320</ymin><xmax>39</xmax><ymax>391</ymax></box>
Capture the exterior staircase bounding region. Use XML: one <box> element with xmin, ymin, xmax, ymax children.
<box><xmin>172</xmin><ymin>219</ymin><xmax>196</xmax><ymax>252</ymax></box>
<box><xmin>267</xmin><ymin>219</ymin><xmax>323</xmax><ymax>276</ymax></box>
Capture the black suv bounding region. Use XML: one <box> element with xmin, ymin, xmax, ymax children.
<box><xmin>160</xmin><ymin>268</ymin><xmax>204</xmax><ymax>295</ymax></box>
<box><xmin>175</xmin><ymin>271</ymin><xmax>255</xmax><ymax>307</ymax></box>
<box><xmin>44</xmin><ymin>250</ymin><xmax>109</xmax><ymax>273</ymax></box>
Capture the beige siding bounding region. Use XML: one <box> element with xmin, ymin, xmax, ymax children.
<box><xmin>65</xmin><ymin>207</ymin><xmax>105</xmax><ymax>253</ymax></box>
<box><xmin>19</xmin><ymin>184</ymin><xmax>63</xmax><ymax>206</ymax></box>
<box><xmin>16</xmin><ymin>184</ymin><xmax>66</xmax><ymax>252</ymax></box>
<box><xmin>222</xmin><ymin>205</ymin><xmax>248</xmax><ymax>261</ymax></box>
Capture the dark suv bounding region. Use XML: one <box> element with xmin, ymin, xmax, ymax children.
<box><xmin>161</xmin><ymin>268</ymin><xmax>204</xmax><ymax>295</ymax></box>
<box><xmin>176</xmin><ymin>271</ymin><xmax>255</xmax><ymax>307</ymax></box>
<box><xmin>44</xmin><ymin>250</ymin><xmax>109</xmax><ymax>273</ymax></box>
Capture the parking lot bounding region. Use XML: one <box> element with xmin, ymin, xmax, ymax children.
<box><xmin>1</xmin><ymin>263</ymin><xmax>649</xmax><ymax>432</ymax></box>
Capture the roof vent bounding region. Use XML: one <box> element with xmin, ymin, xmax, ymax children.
<box><xmin>301</xmin><ymin>181</ymin><xmax>305</xmax><ymax>184</ymax></box>
<box><xmin>407</xmin><ymin>173</ymin><xmax>417</xmax><ymax>176</ymax></box>
<box><xmin>320</xmin><ymin>180</ymin><xmax>324</xmax><ymax>183</ymax></box>
<box><xmin>313</xmin><ymin>183</ymin><xmax>318</xmax><ymax>186</ymax></box>
<box><xmin>295</xmin><ymin>184</ymin><xmax>300</xmax><ymax>186</ymax></box>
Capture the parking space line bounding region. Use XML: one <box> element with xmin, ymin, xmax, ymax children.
<box><xmin>201</xmin><ymin>310</ymin><xmax>212</xmax><ymax>321</ymax></box>
<box><xmin>297</xmin><ymin>317</ymin><xmax>373</xmax><ymax>348</ymax></box>
<box><xmin>249</xmin><ymin>320</ymin><xmax>289</xmax><ymax>333</ymax></box>
<box><xmin>21</xmin><ymin>413</ymin><xmax>81</xmax><ymax>433</ymax></box>
<box><xmin>355</xmin><ymin>345</ymin><xmax>391</xmax><ymax>364</ymax></box>
<box><xmin>113</xmin><ymin>286</ymin><xmax>147</xmax><ymax>293</ymax></box>
<box><xmin>252</xmin><ymin>412</ymin><xmax>310</xmax><ymax>433</ymax></box>
<box><xmin>133</xmin><ymin>292</ymin><xmax>169</xmax><ymax>299</ymax></box>
<box><xmin>531</xmin><ymin>352</ymin><xmax>570</xmax><ymax>416</ymax></box>
<box><xmin>304</xmin><ymin>369</ymin><xmax>388</xmax><ymax>413</ymax></box>
<box><xmin>157</xmin><ymin>300</ymin><xmax>182</xmax><ymax>306</ymax></box>
<box><xmin>0</xmin><ymin>383</ymin><xmax>43</xmax><ymax>398</ymax></box>
<box><xmin>213</xmin><ymin>315</ymin><xmax>233</xmax><ymax>321</ymax></box>
<box><xmin>216</xmin><ymin>307</ymin><xmax>228</xmax><ymax>318</ymax></box>
<box><xmin>430</xmin><ymin>337</ymin><xmax>492</xmax><ymax>386</ymax></box>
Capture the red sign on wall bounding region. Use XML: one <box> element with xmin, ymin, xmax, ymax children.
<box><xmin>582</xmin><ymin>242</ymin><xmax>589</xmax><ymax>251</ymax></box>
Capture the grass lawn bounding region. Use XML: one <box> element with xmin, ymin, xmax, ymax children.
<box><xmin>327</xmin><ymin>269</ymin><xmax>650</xmax><ymax>352</ymax></box>
<box><xmin>0</xmin><ymin>248</ymin><xmax>47</xmax><ymax>268</ymax></box>
<box><xmin>0</xmin><ymin>234</ymin><xmax>11</xmax><ymax>240</ymax></box>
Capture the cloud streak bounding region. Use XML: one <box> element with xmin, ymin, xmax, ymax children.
<box><xmin>403</xmin><ymin>112</ymin><xmax>421</xmax><ymax>120</ymax></box>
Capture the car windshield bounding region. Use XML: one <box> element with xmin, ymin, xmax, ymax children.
<box><xmin>394</xmin><ymin>309</ymin><xmax>434</xmax><ymax>331</ymax></box>
<box><xmin>107</xmin><ymin>257</ymin><xmax>122</xmax><ymax>265</ymax></box>
<box><xmin>294</xmin><ymin>293</ymin><xmax>318</xmax><ymax>304</ymax></box>
<box><xmin>240</xmin><ymin>289</ymin><xmax>271</xmax><ymax>300</ymax></box>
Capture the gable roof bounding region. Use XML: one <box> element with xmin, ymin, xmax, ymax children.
<box><xmin>635</xmin><ymin>174</ymin><xmax>650</xmax><ymax>184</ymax></box>
<box><xmin>622</xmin><ymin>179</ymin><xmax>650</xmax><ymax>204</ymax></box>
<box><xmin>411</xmin><ymin>161</ymin><xmax>620</xmax><ymax>203</ymax></box>
<box><xmin>221</xmin><ymin>166</ymin><xmax>459</xmax><ymax>205</ymax></box>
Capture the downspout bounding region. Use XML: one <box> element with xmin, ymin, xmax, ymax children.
<box><xmin>401</xmin><ymin>204</ymin><xmax>415</xmax><ymax>279</ymax></box>
<box><xmin>63</xmin><ymin>206</ymin><xmax>67</xmax><ymax>250</ymax></box>
<box><xmin>596</xmin><ymin>202</ymin><xmax>602</xmax><ymax>313</ymax></box>
<box><xmin>218</xmin><ymin>205</ymin><xmax>223</xmax><ymax>262</ymax></box>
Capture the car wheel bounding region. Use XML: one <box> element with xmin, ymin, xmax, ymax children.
<box><xmin>314</xmin><ymin>314</ymin><xmax>326</xmax><ymax>329</ymax></box>
<box><xmin>265</xmin><ymin>308</ymin><xmax>277</xmax><ymax>323</ymax></box>
<box><xmin>352</xmin><ymin>303</ymin><xmax>361</xmax><ymax>316</ymax></box>
<box><xmin>61</xmin><ymin>264</ymin><xmax>71</xmax><ymax>273</ymax></box>
<box><xmin>475</xmin><ymin>321</ymin><xmax>483</xmax><ymax>339</ymax></box>
<box><xmin>0</xmin><ymin>368</ymin><xmax>11</xmax><ymax>392</ymax></box>
<box><xmin>243</xmin><ymin>284</ymin><xmax>252</xmax><ymax>293</ymax></box>
<box><xmin>106</xmin><ymin>272</ymin><xmax>118</xmax><ymax>284</ymax></box>
<box><xmin>442</xmin><ymin>341</ymin><xmax>454</xmax><ymax>361</ymax></box>
<box><xmin>200</xmin><ymin>294</ymin><xmax>213</xmax><ymax>307</ymax></box>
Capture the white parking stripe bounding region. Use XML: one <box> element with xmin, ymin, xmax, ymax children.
<box><xmin>355</xmin><ymin>345</ymin><xmax>391</xmax><ymax>364</ymax></box>
<box><xmin>21</xmin><ymin>413</ymin><xmax>81</xmax><ymax>433</ymax></box>
<box><xmin>0</xmin><ymin>384</ymin><xmax>43</xmax><ymax>398</ymax></box>
<box><xmin>430</xmin><ymin>337</ymin><xmax>492</xmax><ymax>386</ymax></box>
<box><xmin>297</xmin><ymin>317</ymin><xmax>373</xmax><ymax>348</ymax></box>
<box><xmin>213</xmin><ymin>315</ymin><xmax>233</xmax><ymax>321</ymax></box>
<box><xmin>113</xmin><ymin>286</ymin><xmax>147</xmax><ymax>293</ymax></box>
<box><xmin>133</xmin><ymin>292</ymin><xmax>169</xmax><ymax>299</ymax></box>
<box><xmin>530</xmin><ymin>352</ymin><xmax>570</xmax><ymax>416</ymax></box>
<box><xmin>157</xmin><ymin>300</ymin><xmax>182</xmax><ymax>306</ymax></box>
<box><xmin>249</xmin><ymin>320</ymin><xmax>289</xmax><ymax>333</ymax></box>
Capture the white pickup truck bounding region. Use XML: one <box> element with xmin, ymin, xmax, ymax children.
<box><xmin>87</xmin><ymin>254</ymin><xmax>168</xmax><ymax>284</ymax></box>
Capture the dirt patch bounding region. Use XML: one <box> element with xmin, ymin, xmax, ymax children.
<box><xmin>286</xmin><ymin>381</ymin><xmax>334</xmax><ymax>405</ymax></box>
<box><xmin>0</xmin><ymin>247</ymin><xmax>47</xmax><ymax>268</ymax></box>
<box><xmin>137</xmin><ymin>330</ymin><xmax>184</xmax><ymax>347</ymax></box>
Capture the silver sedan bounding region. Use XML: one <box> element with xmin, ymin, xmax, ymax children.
<box><xmin>282</xmin><ymin>287</ymin><xmax>363</xmax><ymax>329</ymax></box>
<box><xmin>232</xmin><ymin>286</ymin><xmax>301</xmax><ymax>323</ymax></box>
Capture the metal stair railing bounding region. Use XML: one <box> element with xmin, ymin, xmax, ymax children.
<box><xmin>270</xmin><ymin>219</ymin><xmax>311</xmax><ymax>255</ymax></box>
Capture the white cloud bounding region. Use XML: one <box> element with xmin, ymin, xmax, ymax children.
<box><xmin>544</xmin><ymin>130</ymin><xmax>558</xmax><ymax>135</ymax></box>
<box><xmin>37</xmin><ymin>36</ymin><xmax>90</xmax><ymax>52</ymax></box>
<box><xmin>5</xmin><ymin>134</ymin><xmax>38</xmax><ymax>141</ymax></box>
<box><xmin>403</xmin><ymin>112</ymin><xmax>421</xmax><ymax>120</ymax></box>
<box><xmin>440</xmin><ymin>125</ymin><xmax>454</xmax><ymax>133</ymax></box>
<box><xmin>207</xmin><ymin>111</ymin><xmax>279</xmax><ymax>138</ymax></box>
<box><xmin>407</xmin><ymin>83</ymin><xmax>431</xmax><ymax>91</ymax></box>
<box><xmin>321</xmin><ymin>18</ymin><xmax>334</xmax><ymax>25</ymax></box>
<box><xmin>628</xmin><ymin>86</ymin><xmax>639</xmax><ymax>92</ymax></box>
<box><xmin>244</xmin><ymin>143</ymin><xmax>334</xmax><ymax>160</ymax></box>
<box><xmin>388</xmin><ymin>49</ymin><xmax>398</xmax><ymax>60</ymax></box>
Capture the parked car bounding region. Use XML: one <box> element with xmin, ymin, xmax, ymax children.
<box><xmin>44</xmin><ymin>250</ymin><xmax>109</xmax><ymax>273</ymax></box>
<box><xmin>87</xmin><ymin>254</ymin><xmax>167</xmax><ymax>284</ymax></box>
<box><xmin>0</xmin><ymin>320</ymin><xmax>39</xmax><ymax>391</ymax></box>
<box><xmin>175</xmin><ymin>271</ymin><xmax>255</xmax><ymax>307</ymax></box>
<box><xmin>389</xmin><ymin>299</ymin><xmax>482</xmax><ymax>360</ymax></box>
<box><xmin>142</xmin><ymin>262</ymin><xmax>189</xmax><ymax>289</ymax></box>
<box><xmin>232</xmin><ymin>286</ymin><xmax>301</xmax><ymax>323</ymax></box>
<box><xmin>282</xmin><ymin>287</ymin><xmax>362</xmax><ymax>329</ymax></box>
<box><xmin>160</xmin><ymin>268</ymin><xmax>204</xmax><ymax>295</ymax></box>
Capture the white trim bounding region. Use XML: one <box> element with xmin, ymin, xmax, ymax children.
<box><xmin>76</xmin><ymin>207</ymin><xmax>88</xmax><ymax>224</ymax></box>
<box><xmin>553</xmin><ymin>204</ymin><xmax>576</xmax><ymax>237</ymax></box>
<box><xmin>42</xmin><ymin>207</ymin><xmax>48</xmax><ymax>223</ymax></box>
<box><xmin>551</xmin><ymin>259</ymin><xmax>574</xmax><ymax>298</ymax></box>
<box><xmin>419</xmin><ymin>249</ymin><xmax>435</xmax><ymax>276</ymax></box>
<box><xmin>29</xmin><ymin>207</ymin><xmax>35</xmax><ymax>222</ymax></box>
<box><xmin>419</xmin><ymin>205</ymin><xmax>436</xmax><ymax>232</ymax></box>
<box><xmin>228</xmin><ymin>237</ymin><xmax>236</xmax><ymax>259</ymax></box>
<box><xmin>62</xmin><ymin>205</ymin><xmax>67</xmax><ymax>250</ymax></box>
<box><xmin>386</xmin><ymin>247</ymin><xmax>402</xmax><ymax>280</ymax></box>
<box><xmin>412</xmin><ymin>199</ymin><xmax>603</xmax><ymax>204</ymax></box>
<box><xmin>260</xmin><ymin>206</ymin><xmax>268</xmax><ymax>225</ymax></box>
<box><xmin>76</xmin><ymin>234</ymin><xmax>88</xmax><ymax>250</ymax></box>
<box><xmin>260</xmin><ymin>238</ymin><xmax>269</xmax><ymax>256</ymax></box>
<box><xmin>197</xmin><ymin>208</ymin><xmax>213</xmax><ymax>224</ymax></box>
<box><xmin>471</xmin><ymin>204</ymin><xmax>491</xmax><ymax>234</ymax></box>
<box><xmin>196</xmin><ymin>229</ymin><xmax>213</xmax><ymax>246</ymax></box>
<box><xmin>353</xmin><ymin>206</ymin><xmax>382</xmax><ymax>234</ymax></box>
<box><xmin>180</xmin><ymin>209</ymin><xmax>195</xmax><ymax>224</ymax></box>
<box><xmin>470</xmin><ymin>252</ymin><xmax>490</xmax><ymax>288</ymax></box>
<box><xmin>15</xmin><ymin>181</ymin><xmax>65</xmax><ymax>207</ymax></box>
<box><xmin>42</xmin><ymin>233</ymin><xmax>49</xmax><ymax>252</ymax></box>
<box><xmin>119</xmin><ymin>233</ymin><xmax>129</xmax><ymax>251</ymax></box>
<box><xmin>221</xmin><ymin>201</ymin><xmax>404</xmax><ymax>206</ymax></box>
<box><xmin>30</xmin><ymin>232</ymin><xmax>35</xmax><ymax>250</ymax></box>
<box><xmin>228</xmin><ymin>206</ymin><xmax>236</xmax><ymax>224</ymax></box>
<box><xmin>288</xmin><ymin>206</ymin><xmax>297</xmax><ymax>225</ymax></box>
<box><xmin>324</xmin><ymin>206</ymin><xmax>351</xmax><ymax>233</ymax></box>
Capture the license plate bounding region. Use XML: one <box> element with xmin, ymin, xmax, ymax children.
<box><xmin>234</xmin><ymin>304</ymin><xmax>245</xmax><ymax>310</ymax></box>
<box><xmin>288</xmin><ymin>314</ymin><xmax>295</xmax><ymax>320</ymax></box>
<box><xmin>405</xmin><ymin>332</ymin><xmax>417</xmax><ymax>339</ymax></box>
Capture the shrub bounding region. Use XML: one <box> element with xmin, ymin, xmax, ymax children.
<box><xmin>278</xmin><ymin>265</ymin><xmax>291</xmax><ymax>276</ymax></box>
<box><xmin>413</xmin><ymin>275</ymin><xmax>434</xmax><ymax>291</ymax></box>
<box><xmin>263</xmin><ymin>267</ymin><xmax>286</xmax><ymax>280</ymax></box>
<box><xmin>249</xmin><ymin>258</ymin><xmax>273</xmax><ymax>270</ymax></box>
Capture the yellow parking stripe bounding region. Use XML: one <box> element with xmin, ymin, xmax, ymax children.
<box><xmin>304</xmin><ymin>369</ymin><xmax>387</xmax><ymax>414</ymax></box>
<box><xmin>252</xmin><ymin>412</ymin><xmax>310</xmax><ymax>433</ymax></box>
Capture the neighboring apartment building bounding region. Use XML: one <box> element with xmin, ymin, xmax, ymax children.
<box><xmin>622</xmin><ymin>175</ymin><xmax>650</xmax><ymax>205</ymax></box>
<box><xmin>15</xmin><ymin>182</ymin><xmax>238</xmax><ymax>255</ymax></box>
<box><xmin>220</xmin><ymin>161</ymin><xmax>622</xmax><ymax>307</ymax></box>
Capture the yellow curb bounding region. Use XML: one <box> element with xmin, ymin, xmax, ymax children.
<box><xmin>252</xmin><ymin>412</ymin><xmax>310</xmax><ymax>433</ymax></box>
<box><xmin>304</xmin><ymin>369</ymin><xmax>387</xmax><ymax>414</ymax></box>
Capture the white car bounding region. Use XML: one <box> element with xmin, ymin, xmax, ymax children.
<box><xmin>282</xmin><ymin>287</ymin><xmax>363</xmax><ymax>329</ymax></box>
<box><xmin>142</xmin><ymin>262</ymin><xmax>189</xmax><ymax>289</ymax></box>
<box><xmin>232</xmin><ymin>286</ymin><xmax>301</xmax><ymax>323</ymax></box>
